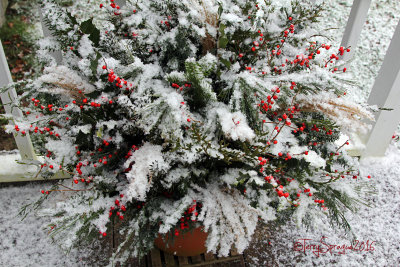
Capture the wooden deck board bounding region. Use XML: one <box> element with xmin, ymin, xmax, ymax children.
<box><xmin>149</xmin><ymin>248</ymin><xmax>245</xmax><ymax>267</ymax></box>
<box><xmin>151</xmin><ymin>248</ymin><xmax>163</xmax><ymax>267</ymax></box>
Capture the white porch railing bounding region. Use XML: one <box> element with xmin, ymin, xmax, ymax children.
<box><xmin>363</xmin><ymin>19</ymin><xmax>400</xmax><ymax>157</ymax></box>
<box><xmin>0</xmin><ymin>0</ymin><xmax>398</xmax><ymax>182</ymax></box>
<box><xmin>0</xmin><ymin>41</ymin><xmax>37</xmax><ymax>161</ymax></box>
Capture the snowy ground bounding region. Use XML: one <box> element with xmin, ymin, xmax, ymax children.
<box><xmin>0</xmin><ymin>181</ymin><xmax>84</xmax><ymax>266</ymax></box>
<box><xmin>1</xmin><ymin>0</ymin><xmax>400</xmax><ymax>266</ymax></box>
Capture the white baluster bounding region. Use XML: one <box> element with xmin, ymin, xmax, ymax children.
<box><xmin>363</xmin><ymin>19</ymin><xmax>400</xmax><ymax>157</ymax></box>
<box><xmin>0</xmin><ymin>40</ymin><xmax>37</xmax><ymax>161</ymax></box>
<box><xmin>340</xmin><ymin>0</ymin><xmax>372</xmax><ymax>62</ymax></box>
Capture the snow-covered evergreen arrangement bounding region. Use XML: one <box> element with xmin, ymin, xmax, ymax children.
<box><xmin>5</xmin><ymin>0</ymin><xmax>373</xmax><ymax>263</ymax></box>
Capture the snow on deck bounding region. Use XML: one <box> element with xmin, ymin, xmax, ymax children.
<box><xmin>0</xmin><ymin>182</ymin><xmax>83</xmax><ymax>266</ymax></box>
<box><xmin>246</xmin><ymin>145</ymin><xmax>400</xmax><ymax>266</ymax></box>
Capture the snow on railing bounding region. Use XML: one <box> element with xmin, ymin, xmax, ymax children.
<box><xmin>0</xmin><ymin>0</ymin><xmax>398</xmax><ymax>182</ymax></box>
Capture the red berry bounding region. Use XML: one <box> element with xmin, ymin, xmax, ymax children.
<box><xmin>288</xmin><ymin>17</ymin><xmax>292</xmax><ymax>21</ymax></box>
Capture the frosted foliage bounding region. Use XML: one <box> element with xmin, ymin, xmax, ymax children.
<box><xmin>77</xmin><ymin>58</ymin><xmax>92</xmax><ymax>77</ymax></box>
<box><xmin>303</xmin><ymin>150</ymin><xmax>326</xmax><ymax>168</ymax></box>
<box><xmin>219</xmin><ymin>168</ymin><xmax>244</xmax><ymax>186</ymax></box>
<box><xmin>42</xmin><ymin>2</ymin><xmax>73</xmax><ymax>32</ymax></box>
<box><xmin>159</xmin><ymin>91</ymin><xmax>187</xmax><ymax>135</ymax></box>
<box><xmin>36</xmin><ymin>37</ymin><xmax>61</xmax><ymax>66</ymax></box>
<box><xmin>198</xmin><ymin>53</ymin><xmax>218</xmax><ymax>72</ymax></box>
<box><xmin>162</xmin><ymin>167</ymin><xmax>190</xmax><ymax>188</ymax></box>
<box><xmin>193</xmin><ymin>184</ymin><xmax>261</xmax><ymax>256</ymax></box>
<box><xmin>217</xmin><ymin>109</ymin><xmax>255</xmax><ymax>142</ymax></box>
<box><xmin>182</xmin><ymin>0</ymin><xmax>218</xmax><ymax>28</ymax></box>
<box><xmin>78</xmin><ymin>35</ymin><xmax>95</xmax><ymax>58</ymax></box>
<box><xmin>124</xmin><ymin>143</ymin><xmax>169</xmax><ymax>202</ymax></box>
<box><xmin>45</xmin><ymin>138</ymin><xmax>75</xmax><ymax>166</ymax></box>
<box><xmin>35</xmin><ymin>188</ymin><xmax>115</xmax><ymax>249</ymax></box>
<box><xmin>152</xmin><ymin>196</ymin><xmax>194</xmax><ymax>234</ymax></box>
<box><xmin>185</xmin><ymin>57</ymin><xmax>217</xmax><ymax>101</ymax></box>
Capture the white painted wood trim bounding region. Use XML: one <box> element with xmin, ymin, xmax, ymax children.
<box><xmin>362</xmin><ymin>19</ymin><xmax>400</xmax><ymax>158</ymax></box>
<box><xmin>38</xmin><ymin>6</ymin><xmax>62</xmax><ymax>64</ymax></box>
<box><xmin>340</xmin><ymin>0</ymin><xmax>372</xmax><ymax>62</ymax></box>
<box><xmin>0</xmin><ymin>40</ymin><xmax>38</xmax><ymax>161</ymax></box>
<box><xmin>0</xmin><ymin>152</ymin><xmax>70</xmax><ymax>183</ymax></box>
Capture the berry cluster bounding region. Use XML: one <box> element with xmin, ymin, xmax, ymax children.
<box><xmin>172</xmin><ymin>200</ymin><xmax>201</xmax><ymax>236</ymax></box>
<box><xmin>108</xmin><ymin>194</ymin><xmax>127</xmax><ymax>221</ymax></box>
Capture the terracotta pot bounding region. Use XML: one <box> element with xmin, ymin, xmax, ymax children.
<box><xmin>154</xmin><ymin>226</ymin><xmax>208</xmax><ymax>257</ymax></box>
